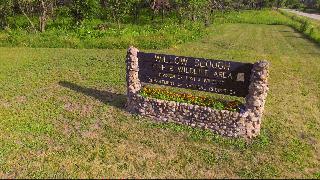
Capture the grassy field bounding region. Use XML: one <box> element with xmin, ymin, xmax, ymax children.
<box><xmin>0</xmin><ymin>23</ymin><xmax>320</xmax><ymax>178</ymax></box>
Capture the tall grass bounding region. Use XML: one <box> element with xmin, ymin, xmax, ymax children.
<box><xmin>1</xmin><ymin>10</ymin><xmax>319</xmax><ymax>49</ymax></box>
<box><xmin>0</xmin><ymin>16</ymin><xmax>206</xmax><ymax>49</ymax></box>
<box><xmin>213</xmin><ymin>10</ymin><xmax>291</xmax><ymax>25</ymax></box>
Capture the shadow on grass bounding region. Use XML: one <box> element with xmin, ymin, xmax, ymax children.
<box><xmin>307</xmin><ymin>53</ymin><xmax>320</xmax><ymax>55</ymax></box>
<box><xmin>277</xmin><ymin>26</ymin><xmax>320</xmax><ymax>48</ymax></box>
<box><xmin>278</xmin><ymin>30</ymin><xmax>292</xmax><ymax>32</ymax></box>
<box><xmin>59</xmin><ymin>81</ymin><xmax>126</xmax><ymax>110</ymax></box>
<box><xmin>283</xmin><ymin>35</ymin><xmax>307</xmax><ymax>39</ymax></box>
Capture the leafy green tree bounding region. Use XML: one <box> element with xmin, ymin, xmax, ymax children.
<box><xmin>130</xmin><ymin>0</ymin><xmax>144</xmax><ymax>23</ymax></box>
<box><xmin>185</xmin><ymin>0</ymin><xmax>211</xmax><ymax>22</ymax></box>
<box><xmin>285</xmin><ymin>0</ymin><xmax>304</xmax><ymax>9</ymax></box>
<box><xmin>16</xmin><ymin>0</ymin><xmax>37</xmax><ymax>31</ymax></box>
<box><xmin>15</xmin><ymin>0</ymin><xmax>55</xmax><ymax>32</ymax></box>
<box><xmin>103</xmin><ymin>0</ymin><xmax>136</xmax><ymax>28</ymax></box>
<box><xmin>39</xmin><ymin>0</ymin><xmax>55</xmax><ymax>32</ymax></box>
<box><xmin>171</xmin><ymin>0</ymin><xmax>188</xmax><ymax>23</ymax></box>
<box><xmin>69</xmin><ymin>0</ymin><xmax>100</xmax><ymax>25</ymax></box>
<box><xmin>316</xmin><ymin>0</ymin><xmax>320</xmax><ymax>10</ymax></box>
<box><xmin>0</xmin><ymin>0</ymin><xmax>13</xmax><ymax>29</ymax></box>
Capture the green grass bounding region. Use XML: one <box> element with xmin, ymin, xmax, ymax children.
<box><xmin>213</xmin><ymin>9</ymin><xmax>293</xmax><ymax>25</ymax></box>
<box><xmin>0</xmin><ymin>21</ymin><xmax>320</xmax><ymax>178</ymax></box>
<box><xmin>212</xmin><ymin>9</ymin><xmax>320</xmax><ymax>45</ymax></box>
<box><xmin>278</xmin><ymin>9</ymin><xmax>320</xmax><ymax>44</ymax></box>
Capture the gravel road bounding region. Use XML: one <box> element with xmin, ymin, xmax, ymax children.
<box><xmin>283</xmin><ymin>9</ymin><xmax>320</xmax><ymax>21</ymax></box>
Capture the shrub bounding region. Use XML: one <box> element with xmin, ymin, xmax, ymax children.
<box><xmin>0</xmin><ymin>0</ymin><xmax>13</xmax><ymax>29</ymax></box>
<box><xmin>140</xmin><ymin>86</ymin><xmax>244</xmax><ymax>112</ymax></box>
<box><xmin>69</xmin><ymin>0</ymin><xmax>100</xmax><ymax>25</ymax></box>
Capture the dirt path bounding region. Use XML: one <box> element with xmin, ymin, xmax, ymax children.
<box><xmin>283</xmin><ymin>9</ymin><xmax>320</xmax><ymax>21</ymax></box>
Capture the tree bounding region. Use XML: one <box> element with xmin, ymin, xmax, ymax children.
<box><xmin>127</xmin><ymin>0</ymin><xmax>151</xmax><ymax>24</ymax></box>
<box><xmin>103</xmin><ymin>0</ymin><xmax>135</xmax><ymax>28</ymax></box>
<box><xmin>150</xmin><ymin>0</ymin><xmax>171</xmax><ymax>22</ymax></box>
<box><xmin>39</xmin><ymin>0</ymin><xmax>55</xmax><ymax>32</ymax></box>
<box><xmin>17</xmin><ymin>0</ymin><xmax>37</xmax><ymax>31</ymax></box>
<box><xmin>16</xmin><ymin>0</ymin><xmax>55</xmax><ymax>32</ymax></box>
<box><xmin>70</xmin><ymin>0</ymin><xmax>100</xmax><ymax>25</ymax></box>
<box><xmin>171</xmin><ymin>0</ymin><xmax>188</xmax><ymax>23</ymax></box>
<box><xmin>184</xmin><ymin>0</ymin><xmax>211</xmax><ymax>21</ymax></box>
<box><xmin>285</xmin><ymin>0</ymin><xmax>304</xmax><ymax>8</ymax></box>
<box><xmin>0</xmin><ymin>0</ymin><xmax>13</xmax><ymax>29</ymax></box>
<box><xmin>316</xmin><ymin>0</ymin><xmax>320</xmax><ymax>10</ymax></box>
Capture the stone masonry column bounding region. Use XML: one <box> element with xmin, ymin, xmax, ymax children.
<box><xmin>243</xmin><ymin>61</ymin><xmax>270</xmax><ymax>138</ymax></box>
<box><xmin>125</xmin><ymin>47</ymin><xmax>141</xmax><ymax>113</ymax></box>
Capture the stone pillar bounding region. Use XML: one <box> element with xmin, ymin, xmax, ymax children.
<box><xmin>243</xmin><ymin>61</ymin><xmax>270</xmax><ymax>138</ymax></box>
<box><xmin>126</xmin><ymin>47</ymin><xmax>141</xmax><ymax>113</ymax></box>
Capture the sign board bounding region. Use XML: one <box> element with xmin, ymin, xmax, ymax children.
<box><xmin>138</xmin><ymin>52</ymin><xmax>253</xmax><ymax>97</ymax></box>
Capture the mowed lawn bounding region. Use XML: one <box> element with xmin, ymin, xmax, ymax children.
<box><xmin>0</xmin><ymin>23</ymin><xmax>319</xmax><ymax>178</ymax></box>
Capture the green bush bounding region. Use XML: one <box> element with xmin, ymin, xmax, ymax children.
<box><xmin>0</xmin><ymin>0</ymin><xmax>13</xmax><ymax>29</ymax></box>
<box><xmin>140</xmin><ymin>86</ymin><xmax>243</xmax><ymax>112</ymax></box>
<box><xmin>0</xmin><ymin>19</ymin><xmax>206</xmax><ymax>49</ymax></box>
<box><xmin>69</xmin><ymin>0</ymin><xmax>100</xmax><ymax>25</ymax></box>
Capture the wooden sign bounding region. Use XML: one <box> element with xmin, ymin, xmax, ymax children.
<box><xmin>138</xmin><ymin>52</ymin><xmax>253</xmax><ymax>97</ymax></box>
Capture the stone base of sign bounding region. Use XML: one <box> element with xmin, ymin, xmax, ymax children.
<box><xmin>126</xmin><ymin>47</ymin><xmax>269</xmax><ymax>139</ymax></box>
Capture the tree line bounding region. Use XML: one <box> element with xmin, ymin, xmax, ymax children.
<box><xmin>0</xmin><ymin>0</ymin><xmax>319</xmax><ymax>32</ymax></box>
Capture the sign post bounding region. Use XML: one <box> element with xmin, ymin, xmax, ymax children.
<box><xmin>138</xmin><ymin>52</ymin><xmax>253</xmax><ymax>97</ymax></box>
<box><xmin>126</xmin><ymin>47</ymin><xmax>269</xmax><ymax>139</ymax></box>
